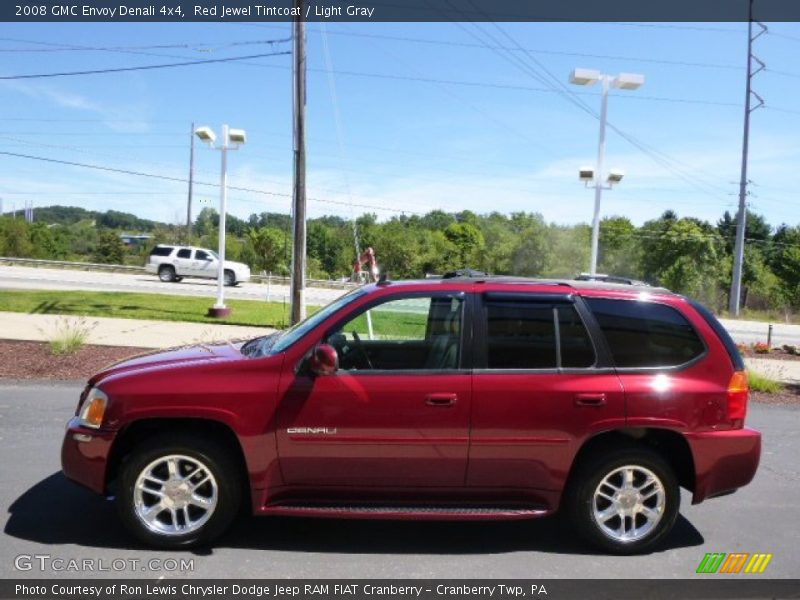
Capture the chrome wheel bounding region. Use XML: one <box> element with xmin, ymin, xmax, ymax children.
<box><xmin>133</xmin><ymin>454</ymin><xmax>218</xmax><ymax>536</ymax></box>
<box><xmin>592</xmin><ymin>465</ymin><xmax>666</xmax><ymax>543</ymax></box>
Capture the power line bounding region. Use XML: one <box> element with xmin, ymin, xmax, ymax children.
<box><xmin>446</xmin><ymin>15</ymin><xmax>731</xmax><ymax>200</ymax></box>
<box><xmin>0</xmin><ymin>37</ymin><xmax>292</xmax><ymax>53</ymax></box>
<box><xmin>0</xmin><ymin>49</ymin><xmax>290</xmax><ymax>80</ymax></box>
<box><xmin>249</xmin><ymin>23</ymin><xmax>743</xmax><ymax>71</ymax></box>
<box><xmin>0</xmin><ymin>150</ymin><xmax>422</xmax><ymax>215</ymax></box>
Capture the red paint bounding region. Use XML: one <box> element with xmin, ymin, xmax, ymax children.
<box><xmin>61</xmin><ymin>278</ymin><xmax>761</xmax><ymax>521</ymax></box>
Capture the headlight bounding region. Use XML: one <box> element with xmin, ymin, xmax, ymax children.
<box><xmin>78</xmin><ymin>387</ymin><xmax>108</xmax><ymax>429</ymax></box>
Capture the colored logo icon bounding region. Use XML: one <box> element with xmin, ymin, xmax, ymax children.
<box><xmin>696</xmin><ymin>553</ymin><xmax>773</xmax><ymax>574</ymax></box>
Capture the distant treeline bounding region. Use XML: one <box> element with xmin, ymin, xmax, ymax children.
<box><xmin>1</xmin><ymin>205</ymin><xmax>798</xmax><ymax>316</ymax></box>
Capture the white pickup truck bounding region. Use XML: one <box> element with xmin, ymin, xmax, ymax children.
<box><xmin>145</xmin><ymin>245</ymin><xmax>251</xmax><ymax>286</ymax></box>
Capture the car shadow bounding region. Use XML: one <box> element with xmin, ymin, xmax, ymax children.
<box><xmin>5</xmin><ymin>473</ymin><xmax>705</xmax><ymax>556</ymax></box>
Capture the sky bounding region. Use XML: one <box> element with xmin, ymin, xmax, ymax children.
<box><xmin>1</xmin><ymin>20</ymin><xmax>800</xmax><ymax>229</ymax></box>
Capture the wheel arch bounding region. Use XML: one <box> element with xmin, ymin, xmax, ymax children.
<box><xmin>568</xmin><ymin>428</ymin><xmax>696</xmax><ymax>493</ymax></box>
<box><xmin>106</xmin><ymin>417</ymin><xmax>250</xmax><ymax>500</ymax></box>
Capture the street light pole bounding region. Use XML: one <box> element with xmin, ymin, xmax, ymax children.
<box><xmin>214</xmin><ymin>123</ymin><xmax>230</xmax><ymax>315</ymax></box>
<box><xmin>570</xmin><ymin>69</ymin><xmax>643</xmax><ymax>277</ymax></box>
<box><xmin>589</xmin><ymin>75</ymin><xmax>610</xmax><ymax>276</ymax></box>
<box><xmin>194</xmin><ymin>124</ymin><xmax>247</xmax><ymax>318</ymax></box>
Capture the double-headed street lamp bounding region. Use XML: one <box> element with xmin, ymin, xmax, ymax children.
<box><xmin>195</xmin><ymin>124</ymin><xmax>247</xmax><ymax>318</ymax></box>
<box><xmin>570</xmin><ymin>68</ymin><xmax>644</xmax><ymax>276</ymax></box>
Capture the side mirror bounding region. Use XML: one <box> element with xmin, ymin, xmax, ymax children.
<box><xmin>309</xmin><ymin>344</ymin><xmax>338</xmax><ymax>376</ymax></box>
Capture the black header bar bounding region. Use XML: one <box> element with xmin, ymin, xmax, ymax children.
<box><xmin>4</xmin><ymin>0</ymin><xmax>800</xmax><ymax>23</ymax></box>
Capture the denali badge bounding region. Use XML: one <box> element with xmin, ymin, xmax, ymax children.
<box><xmin>287</xmin><ymin>427</ymin><xmax>338</xmax><ymax>434</ymax></box>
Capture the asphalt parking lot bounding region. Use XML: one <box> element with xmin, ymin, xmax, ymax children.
<box><xmin>1</xmin><ymin>381</ymin><xmax>798</xmax><ymax>580</ymax></box>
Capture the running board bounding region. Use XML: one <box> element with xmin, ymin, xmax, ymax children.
<box><xmin>259</xmin><ymin>504</ymin><xmax>550</xmax><ymax>521</ymax></box>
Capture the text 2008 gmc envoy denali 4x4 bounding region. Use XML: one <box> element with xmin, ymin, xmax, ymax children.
<box><xmin>61</xmin><ymin>275</ymin><xmax>760</xmax><ymax>553</ymax></box>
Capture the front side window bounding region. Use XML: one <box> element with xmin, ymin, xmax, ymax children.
<box><xmin>585</xmin><ymin>297</ymin><xmax>705</xmax><ymax>368</ymax></box>
<box><xmin>195</xmin><ymin>250</ymin><xmax>211</xmax><ymax>260</ymax></box>
<box><xmin>327</xmin><ymin>295</ymin><xmax>464</xmax><ymax>371</ymax></box>
<box><xmin>484</xmin><ymin>299</ymin><xmax>596</xmax><ymax>369</ymax></box>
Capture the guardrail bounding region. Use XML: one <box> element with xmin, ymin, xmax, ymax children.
<box><xmin>0</xmin><ymin>256</ymin><xmax>144</xmax><ymax>273</ymax></box>
<box><xmin>0</xmin><ymin>256</ymin><xmax>360</xmax><ymax>290</ymax></box>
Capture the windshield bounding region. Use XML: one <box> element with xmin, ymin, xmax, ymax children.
<box><xmin>209</xmin><ymin>250</ymin><xmax>219</xmax><ymax>260</ymax></box>
<box><xmin>269</xmin><ymin>287</ymin><xmax>369</xmax><ymax>354</ymax></box>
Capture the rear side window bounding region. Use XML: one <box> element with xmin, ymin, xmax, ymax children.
<box><xmin>585</xmin><ymin>298</ymin><xmax>705</xmax><ymax>368</ymax></box>
<box><xmin>149</xmin><ymin>246</ymin><xmax>173</xmax><ymax>257</ymax></box>
<box><xmin>485</xmin><ymin>299</ymin><xmax>596</xmax><ymax>369</ymax></box>
<box><xmin>176</xmin><ymin>248</ymin><xmax>191</xmax><ymax>259</ymax></box>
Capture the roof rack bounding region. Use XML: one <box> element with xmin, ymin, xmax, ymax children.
<box><xmin>574</xmin><ymin>273</ymin><xmax>650</xmax><ymax>286</ymax></box>
<box><xmin>441</xmin><ymin>268</ymin><xmax>488</xmax><ymax>279</ymax></box>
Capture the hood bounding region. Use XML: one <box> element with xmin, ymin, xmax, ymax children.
<box><xmin>89</xmin><ymin>342</ymin><xmax>245</xmax><ymax>386</ymax></box>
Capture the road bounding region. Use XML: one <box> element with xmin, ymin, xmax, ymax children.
<box><xmin>1</xmin><ymin>381</ymin><xmax>798</xmax><ymax>579</ymax></box>
<box><xmin>0</xmin><ymin>266</ymin><xmax>348</xmax><ymax>306</ymax></box>
<box><xmin>1</xmin><ymin>265</ymin><xmax>799</xmax><ymax>346</ymax></box>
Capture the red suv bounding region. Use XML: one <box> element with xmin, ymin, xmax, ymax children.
<box><xmin>61</xmin><ymin>276</ymin><xmax>760</xmax><ymax>553</ymax></box>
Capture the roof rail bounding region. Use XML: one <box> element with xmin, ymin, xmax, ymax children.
<box><xmin>441</xmin><ymin>268</ymin><xmax>488</xmax><ymax>279</ymax></box>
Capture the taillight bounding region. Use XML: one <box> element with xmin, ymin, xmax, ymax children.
<box><xmin>727</xmin><ymin>371</ymin><xmax>749</xmax><ymax>426</ymax></box>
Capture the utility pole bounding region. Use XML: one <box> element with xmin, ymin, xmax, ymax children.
<box><xmin>187</xmin><ymin>121</ymin><xmax>195</xmax><ymax>234</ymax></box>
<box><xmin>290</xmin><ymin>0</ymin><xmax>307</xmax><ymax>324</ymax></box>
<box><xmin>729</xmin><ymin>1</ymin><xmax>766</xmax><ymax>316</ymax></box>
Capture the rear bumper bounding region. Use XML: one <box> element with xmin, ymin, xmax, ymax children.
<box><xmin>686</xmin><ymin>427</ymin><xmax>761</xmax><ymax>504</ymax></box>
<box><xmin>61</xmin><ymin>417</ymin><xmax>115</xmax><ymax>495</ymax></box>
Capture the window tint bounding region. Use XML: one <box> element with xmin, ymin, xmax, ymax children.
<box><xmin>327</xmin><ymin>295</ymin><xmax>464</xmax><ymax>371</ymax></box>
<box><xmin>484</xmin><ymin>300</ymin><xmax>596</xmax><ymax>369</ymax></box>
<box><xmin>195</xmin><ymin>250</ymin><xmax>211</xmax><ymax>260</ymax></box>
<box><xmin>176</xmin><ymin>248</ymin><xmax>191</xmax><ymax>259</ymax></box>
<box><xmin>585</xmin><ymin>298</ymin><xmax>705</xmax><ymax>368</ymax></box>
<box><xmin>558</xmin><ymin>306</ymin><xmax>596</xmax><ymax>368</ymax></box>
<box><xmin>149</xmin><ymin>246</ymin><xmax>173</xmax><ymax>257</ymax></box>
<box><xmin>486</xmin><ymin>301</ymin><xmax>556</xmax><ymax>369</ymax></box>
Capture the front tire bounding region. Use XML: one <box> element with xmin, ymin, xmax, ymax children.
<box><xmin>566</xmin><ymin>445</ymin><xmax>679</xmax><ymax>554</ymax></box>
<box><xmin>223</xmin><ymin>269</ymin><xmax>236</xmax><ymax>287</ymax></box>
<box><xmin>117</xmin><ymin>435</ymin><xmax>241</xmax><ymax>549</ymax></box>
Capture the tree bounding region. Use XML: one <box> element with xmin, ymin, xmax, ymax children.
<box><xmin>444</xmin><ymin>222</ymin><xmax>485</xmax><ymax>268</ymax></box>
<box><xmin>93</xmin><ymin>230</ymin><xmax>125</xmax><ymax>264</ymax></box>
<box><xmin>639</xmin><ymin>215</ymin><xmax>723</xmax><ymax>303</ymax></box>
<box><xmin>246</xmin><ymin>227</ymin><xmax>286</xmax><ymax>274</ymax></box>
<box><xmin>598</xmin><ymin>216</ymin><xmax>640</xmax><ymax>278</ymax></box>
<box><xmin>767</xmin><ymin>225</ymin><xmax>800</xmax><ymax>309</ymax></box>
<box><xmin>0</xmin><ymin>218</ymin><xmax>33</xmax><ymax>257</ymax></box>
<box><xmin>29</xmin><ymin>222</ymin><xmax>68</xmax><ymax>259</ymax></box>
<box><xmin>717</xmin><ymin>210</ymin><xmax>771</xmax><ymax>254</ymax></box>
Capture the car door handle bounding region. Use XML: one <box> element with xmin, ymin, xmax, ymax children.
<box><xmin>426</xmin><ymin>393</ymin><xmax>457</xmax><ymax>407</ymax></box>
<box><xmin>574</xmin><ymin>393</ymin><xmax>606</xmax><ymax>407</ymax></box>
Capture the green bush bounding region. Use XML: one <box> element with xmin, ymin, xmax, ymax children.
<box><xmin>747</xmin><ymin>370</ymin><xmax>784</xmax><ymax>394</ymax></box>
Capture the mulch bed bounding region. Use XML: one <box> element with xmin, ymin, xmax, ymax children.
<box><xmin>739</xmin><ymin>347</ymin><xmax>800</xmax><ymax>362</ymax></box>
<box><xmin>0</xmin><ymin>340</ymin><xmax>150</xmax><ymax>380</ymax></box>
<box><xmin>751</xmin><ymin>386</ymin><xmax>800</xmax><ymax>406</ymax></box>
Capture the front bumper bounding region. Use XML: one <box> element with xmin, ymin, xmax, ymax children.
<box><xmin>61</xmin><ymin>417</ymin><xmax>116</xmax><ymax>495</ymax></box>
<box><xmin>686</xmin><ymin>427</ymin><xmax>761</xmax><ymax>504</ymax></box>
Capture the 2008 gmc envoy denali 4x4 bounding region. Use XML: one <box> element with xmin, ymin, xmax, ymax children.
<box><xmin>61</xmin><ymin>275</ymin><xmax>760</xmax><ymax>553</ymax></box>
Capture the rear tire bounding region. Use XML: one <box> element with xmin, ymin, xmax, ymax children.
<box><xmin>158</xmin><ymin>265</ymin><xmax>176</xmax><ymax>283</ymax></box>
<box><xmin>565</xmin><ymin>444</ymin><xmax>679</xmax><ymax>554</ymax></box>
<box><xmin>117</xmin><ymin>434</ymin><xmax>242</xmax><ymax>549</ymax></box>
